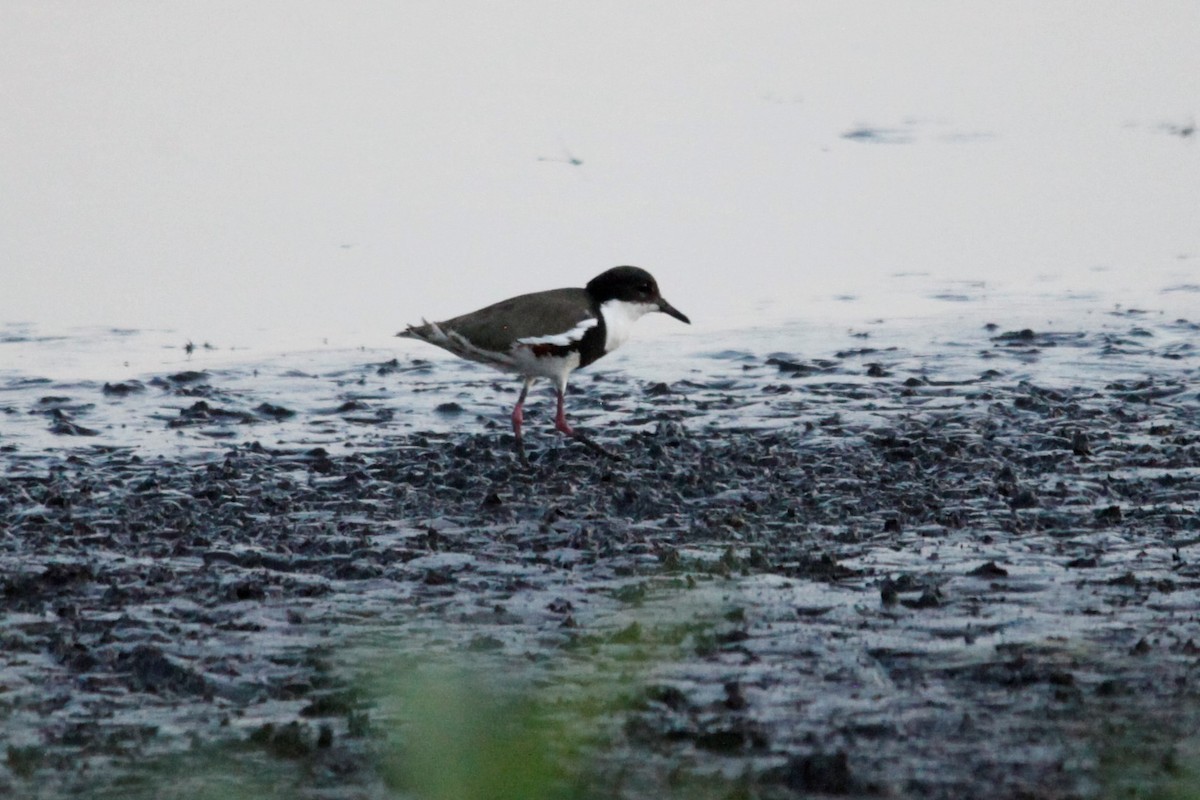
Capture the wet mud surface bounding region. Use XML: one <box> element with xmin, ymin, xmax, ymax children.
<box><xmin>2</xmin><ymin>310</ymin><xmax>1200</xmax><ymax>798</ymax></box>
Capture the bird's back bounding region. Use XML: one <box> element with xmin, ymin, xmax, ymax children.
<box><xmin>403</xmin><ymin>288</ymin><xmax>595</xmax><ymax>354</ymax></box>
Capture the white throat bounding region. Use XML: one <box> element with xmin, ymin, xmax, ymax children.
<box><xmin>599</xmin><ymin>299</ymin><xmax>658</xmax><ymax>353</ymax></box>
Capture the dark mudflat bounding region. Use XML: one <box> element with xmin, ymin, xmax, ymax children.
<box><xmin>1</xmin><ymin>314</ymin><xmax>1199</xmax><ymax>799</ymax></box>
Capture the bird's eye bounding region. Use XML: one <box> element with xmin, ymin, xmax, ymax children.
<box><xmin>639</xmin><ymin>282</ymin><xmax>652</xmax><ymax>293</ymax></box>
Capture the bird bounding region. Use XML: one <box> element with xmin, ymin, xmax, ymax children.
<box><xmin>398</xmin><ymin>265</ymin><xmax>690</xmax><ymax>465</ymax></box>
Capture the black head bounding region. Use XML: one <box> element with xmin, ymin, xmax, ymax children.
<box><xmin>586</xmin><ymin>266</ymin><xmax>691</xmax><ymax>324</ymax></box>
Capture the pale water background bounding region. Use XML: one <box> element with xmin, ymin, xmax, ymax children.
<box><xmin>1</xmin><ymin>1</ymin><xmax>1198</xmax><ymax>380</ymax></box>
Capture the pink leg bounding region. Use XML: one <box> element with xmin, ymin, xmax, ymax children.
<box><xmin>553</xmin><ymin>389</ymin><xmax>575</xmax><ymax>436</ymax></box>
<box><xmin>553</xmin><ymin>387</ymin><xmax>619</xmax><ymax>460</ymax></box>
<box><xmin>511</xmin><ymin>379</ymin><xmax>532</xmax><ymax>466</ymax></box>
<box><xmin>511</xmin><ymin>380</ymin><xmax>530</xmax><ymax>436</ymax></box>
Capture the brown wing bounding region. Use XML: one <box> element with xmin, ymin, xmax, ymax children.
<box><xmin>435</xmin><ymin>288</ymin><xmax>596</xmax><ymax>352</ymax></box>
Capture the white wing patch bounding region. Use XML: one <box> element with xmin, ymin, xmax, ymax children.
<box><xmin>516</xmin><ymin>317</ymin><xmax>598</xmax><ymax>347</ymax></box>
<box><xmin>407</xmin><ymin>318</ymin><xmax>591</xmax><ymax>390</ymax></box>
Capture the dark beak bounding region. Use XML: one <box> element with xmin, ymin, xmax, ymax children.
<box><xmin>657</xmin><ymin>297</ymin><xmax>691</xmax><ymax>325</ymax></box>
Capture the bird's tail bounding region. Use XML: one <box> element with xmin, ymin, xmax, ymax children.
<box><xmin>396</xmin><ymin>319</ymin><xmax>435</xmax><ymax>339</ymax></box>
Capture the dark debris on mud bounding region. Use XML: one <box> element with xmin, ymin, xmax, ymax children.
<box><xmin>2</xmin><ymin>323</ymin><xmax>1200</xmax><ymax>799</ymax></box>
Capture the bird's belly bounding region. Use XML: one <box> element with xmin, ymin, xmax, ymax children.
<box><xmin>511</xmin><ymin>347</ymin><xmax>582</xmax><ymax>383</ymax></box>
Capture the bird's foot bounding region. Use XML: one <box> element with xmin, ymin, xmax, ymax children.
<box><xmin>570</xmin><ymin>430</ymin><xmax>623</xmax><ymax>461</ymax></box>
<box><xmin>514</xmin><ymin>434</ymin><xmax>532</xmax><ymax>469</ymax></box>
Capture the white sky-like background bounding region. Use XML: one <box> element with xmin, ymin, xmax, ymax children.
<box><xmin>2</xmin><ymin>1</ymin><xmax>1197</xmax><ymax>351</ymax></box>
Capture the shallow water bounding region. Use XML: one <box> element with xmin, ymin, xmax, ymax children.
<box><xmin>3</xmin><ymin>273</ymin><xmax>1197</xmax><ymax>464</ymax></box>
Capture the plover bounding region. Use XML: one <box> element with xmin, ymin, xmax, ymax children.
<box><xmin>398</xmin><ymin>265</ymin><xmax>690</xmax><ymax>465</ymax></box>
